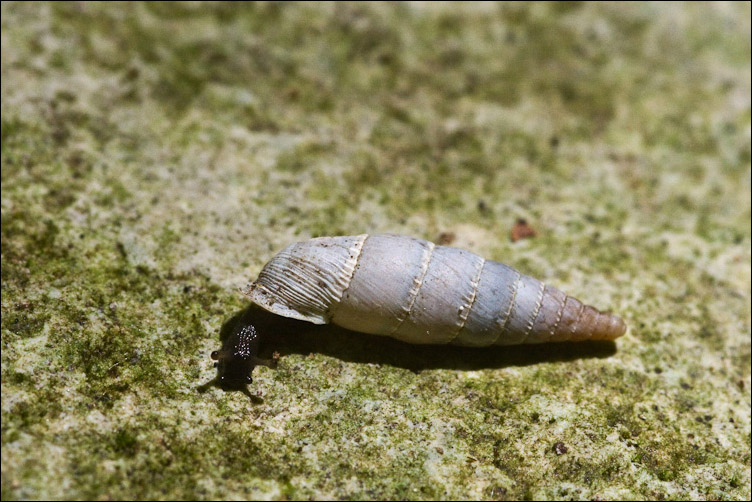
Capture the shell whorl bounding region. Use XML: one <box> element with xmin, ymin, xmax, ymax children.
<box><xmin>244</xmin><ymin>234</ymin><xmax>627</xmax><ymax>345</ymax></box>
<box><xmin>244</xmin><ymin>234</ymin><xmax>367</xmax><ymax>324</ymax></box>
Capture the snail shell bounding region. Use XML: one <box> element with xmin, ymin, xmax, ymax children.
<box><xmin>243</xmin><ymin>234</ymin><xmax>626</xmax><ymax>346</ymax></box>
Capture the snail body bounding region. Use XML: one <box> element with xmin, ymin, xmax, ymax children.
<box><xmin>243</xmin><ymin>234</ymin><xmax>626</xmax><ymax>346</ymax></box>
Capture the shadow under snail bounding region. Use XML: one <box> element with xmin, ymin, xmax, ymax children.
<box><xmin>211</xmin><ymin>233</ymin><xmax>627</xmax><ymax>388</ymax></box>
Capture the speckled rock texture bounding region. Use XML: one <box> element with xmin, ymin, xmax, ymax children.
<box><xmin>2</xmin><ymin>2</ymin><xmax>750</xmax><ymax>500</ymax></box>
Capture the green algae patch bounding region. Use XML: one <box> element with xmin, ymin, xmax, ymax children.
<box><xmin>2</xmin><ymin>2</ymin><xmax>750</xmax><ymax>500</ymax></box>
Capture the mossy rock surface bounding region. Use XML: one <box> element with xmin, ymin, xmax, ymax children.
<box><xmin>2</xmin><ymin>2</ymin><xmax>750</xmax><ymax>500</ymax></box>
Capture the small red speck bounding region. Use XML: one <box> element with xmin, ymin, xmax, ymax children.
<box><xmin>437</xmin><ymin>232</ymin><xmax>456</xmax><ymax>245</ymax></box>
<box><xmin>511</xmin><ymin>219</ymin><xmax>537</xmax><ymax>242</ymax></box>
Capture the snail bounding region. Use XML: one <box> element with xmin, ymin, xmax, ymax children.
<box><xmin>212</xmin><ymin>234</ymin><xmax>626</xmax><ymax>387</ymax></box>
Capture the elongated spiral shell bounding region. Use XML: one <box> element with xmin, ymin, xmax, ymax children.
<box><xmin>243</xmin><ymin>234</ymin><xmax>626</xmax><ymax>346</ymax></box>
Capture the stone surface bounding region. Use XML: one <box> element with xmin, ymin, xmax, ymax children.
<box><xmin>2</xmin><ymin>2</ymin><xmax>750</xmax><ymax>500</ymax></box>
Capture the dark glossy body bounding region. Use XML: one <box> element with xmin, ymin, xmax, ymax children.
<box><xmin>211</xmin><ymin>324</ymin><xmax>267</xmax><ymax>388</ymax></box>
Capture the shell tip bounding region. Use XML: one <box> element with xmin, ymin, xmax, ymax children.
<box><xmin>607</xmin><ymin>314</ymin><xmax>627</xmax><ymax>340</ymax></box>
<box><xmin>617</xmin><ymin>317</ymin><xmax>628</xmax><ymax>338</ymax></box>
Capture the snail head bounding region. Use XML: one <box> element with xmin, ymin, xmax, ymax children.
<box><xmin>211</xmin><ymin>324</ymin><xmax>278</xmax><ymax>389</ymax></box>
